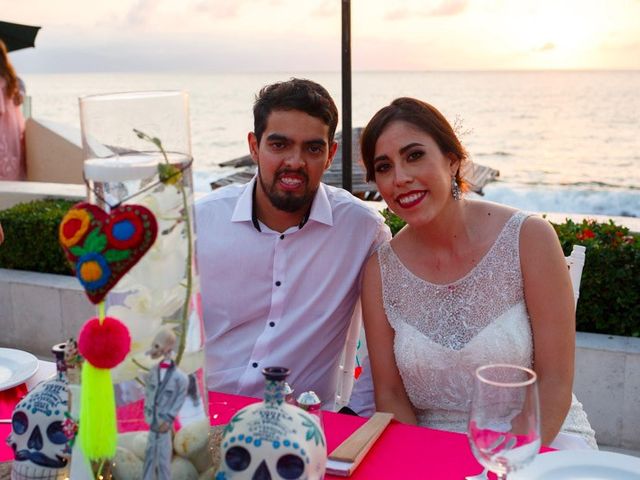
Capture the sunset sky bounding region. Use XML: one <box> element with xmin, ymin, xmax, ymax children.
<box><xmin>5</xmin><ymin>0</ymin><xmax>640</xmax><ymax>72</ymax></box>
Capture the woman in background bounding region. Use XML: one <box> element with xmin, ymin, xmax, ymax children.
<box><xmin>0</xmin><ymin>39</ymin><xmax>26</xmax><ymax>180</ymax></box>
<box><xmin>360</xmin><ymin>97</ymin><xmax>596</xmax><ymax>449</ymax></box>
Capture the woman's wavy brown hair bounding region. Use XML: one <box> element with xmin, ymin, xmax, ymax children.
<box><xmin>0</xmin><ymin>40</ymin><xmax>20</xmax><ymax>101</ymax></box>
<box><xmin>361</xmin><ymin>97</ymin><xmax>469</xmax><ymax>192</ymax></box>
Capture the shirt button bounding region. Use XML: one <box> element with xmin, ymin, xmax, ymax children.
<box><xmin>280</xmin><ymin>234</ymin><xmax>285</xmax><ymax>240</ymax></box>
<box><xmin>252</xmin><ymin>362</ymin><xmax>258</xmax><ymax>368</ymax></box>
<box><xmin>275</xmin><ymin>281</ymin><xmax>281</xmax><ymax>287</ymax></box>
<box><xmin>269</xmin><ymin>321</ymin><xmax>275</xmax><ymax>327</ymax></box>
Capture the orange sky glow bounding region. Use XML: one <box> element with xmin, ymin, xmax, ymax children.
<box><xmin>5</xmin><ymin>0</ymin><xmax>640</xmax><ymax>72</ymax></box>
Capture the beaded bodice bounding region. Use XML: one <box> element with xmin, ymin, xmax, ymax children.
<box><xmin>381</xmin><ymin>212</ymin><xmax>529</xmax><ymax>351</ymax></box>
<box><xmin>379</xmin><ymin>212</ymin><xmax>534</xmax><ymax>430</ymax></box>
<box><xmin>377</xmin><ymin>211</ymin><xmax>598</xmax><ymax>449</ymax></box>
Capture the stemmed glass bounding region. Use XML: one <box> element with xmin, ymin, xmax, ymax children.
<box><xmin>468</xmin><ymin>364</ymin><xmax>540</xmax><ymax>479</ymax></box>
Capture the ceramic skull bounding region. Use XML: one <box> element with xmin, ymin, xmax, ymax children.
<box><xmin>6</xmin><ymin>377</ymin><xmax>70</xmax><ymax>480</ymax></box>
<box><xmin>216</xmin><ymin>367</ymin><xmax>327</xmax><ymax>480</ymax></box>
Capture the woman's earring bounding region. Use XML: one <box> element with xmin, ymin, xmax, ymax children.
<box><xmin>451</xmin><ymin>177</ymin><xmax>462</xmax><ymax>200</ymax></box>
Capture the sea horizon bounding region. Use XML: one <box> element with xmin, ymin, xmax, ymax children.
<box><xmin>20</xmin><ymin>70</ymin><xmax>640</xmax><ymax>218</ymax></box>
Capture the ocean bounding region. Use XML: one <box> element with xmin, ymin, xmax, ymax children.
<box><xmin>22</xmin><ymin>71</ymin><xmax>640</xmax><ymax>218</ymax></box>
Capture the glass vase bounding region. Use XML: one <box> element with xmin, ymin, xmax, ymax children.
<box><xmin>78</xmin><ymin>91</ymin><xmax>208</xmax><ymax>453</ymax></box>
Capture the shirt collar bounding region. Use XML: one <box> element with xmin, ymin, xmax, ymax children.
<box><xmin>231</xmin><ymin>175</ymin><xmax>334</xmax><ymax>231</ymax></box>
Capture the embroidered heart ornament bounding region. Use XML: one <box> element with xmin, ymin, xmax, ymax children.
<box><xmin>59</xmin><ymin>202</ymin><xmax>158</xmax><ymax>304</ymax></box>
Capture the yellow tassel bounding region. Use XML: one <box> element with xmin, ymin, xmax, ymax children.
<box><xmin>78</xmin><ymin>362</ymin><xmax>117</xmax><ymax>460</ymax></box>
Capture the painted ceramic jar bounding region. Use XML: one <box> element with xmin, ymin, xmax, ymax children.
<box><xmin>216</xmin><ymin>367</ymin><xmax>327</xmax><ymax>480</ymax></box>
<box><xmin>7</xmin><ymin>344</ymin><xmax>71</xmax><ymax>480</ymax></box>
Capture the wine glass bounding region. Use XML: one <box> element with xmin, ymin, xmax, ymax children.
<box><xmin>468</xmin><ymin>364</ymin><xmax>540</xmax><ymax>479</ymax></box>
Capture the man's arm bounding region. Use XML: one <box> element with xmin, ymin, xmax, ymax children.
<box><xmin>343</xmin><ymin>214</ymin><xmax>391</xmax><ymax>415</ymax></box>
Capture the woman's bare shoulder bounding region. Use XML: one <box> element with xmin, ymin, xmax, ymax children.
<box><xmin>465</xmin><ymin>200</ymin><xmax>520</xmax><ymax>240</ymax></box>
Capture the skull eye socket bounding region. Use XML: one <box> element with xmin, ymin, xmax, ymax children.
<box><xmin>46</xmin><ymin>421</ymin><xmax>68</xmax><ymax>445</ymax></box>
<box><xmin>225</xmin><ymin>446</ymin><xmax>251</xmax><ymax>471</ymax></box>
<box><xmin>12</xmin><ymin>411</ymin><xmax>28</xmax><ymax>435</ymax></box>
<box><xmin>276</xmin><ymin>454</ymin><xmax>304</xmax><ymax>479</ymax></box>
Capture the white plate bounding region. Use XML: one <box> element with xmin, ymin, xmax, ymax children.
<box><xmin>0</xmin><ymin>348</ymin><xmax>39</xmax><ymax>391</ymax></box>
<box><xmin>511</xmin><ymin>450</ymin><xmax>640</xmax><ymax>479</ymax></box>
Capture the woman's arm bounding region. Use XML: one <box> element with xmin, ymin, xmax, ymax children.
<box><xmin>520</xmin><ymin>216</ymin><xmax>575</xmax><ymax>445</ymax></box>
<box><xmin>362</xmin><ymin>252</ymin><xmax>418</xmax><ymax>425</ymax></box>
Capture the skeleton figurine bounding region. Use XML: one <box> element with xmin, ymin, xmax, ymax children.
<box><xmin>143</xmin><ymin>327</ymin><xmax>189</xmax><ymax>480</ymax></box>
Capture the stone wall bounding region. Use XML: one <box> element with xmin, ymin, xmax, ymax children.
<box><xmin>574</xmin><ymin>332</ymin><xmax>640</xmax><ymax>450</ymax></box>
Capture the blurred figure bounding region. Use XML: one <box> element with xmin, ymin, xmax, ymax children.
<box><xmin>0</xmin><ymin>39</ymin><xmax>26</xmax><ymax>180</ymax></box>
<box><xmin>16</xmin><ymin>76</ymin><xmax>26</xmax><ymax>105</ymax></box>
<box><xmin>0</xmin><ymin>221</ymin><xmax>4</xmax><ymax>245</ymax></box>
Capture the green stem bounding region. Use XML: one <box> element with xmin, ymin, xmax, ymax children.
<box><xmin>155</xmin><ymin>135</ymin><xmax>191</xmax><ymax>366</ymax></box>
<box><xmin>134</xmin><ymin>129</ymin><xmax>193</xmax><ymax>367</ymax></box>
<box><xmin>131</xmin><ymin>357</ymin><xmax>150</xmax><ymax>372</ymax></box>
<box><xmin>96</xmin><ymin>458</ymin><xmax>105</xmax><ymax>479</ymax></box>
<box><xmin>175</xmin><ymin>184</ymin><xmax>192</xmax><ymax>366</ymax></box>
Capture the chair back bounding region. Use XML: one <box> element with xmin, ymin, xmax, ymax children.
<box><xmin>566</xmin><ymin>245</ymin><xmax>586</xmax><ymax>307</ymax></box>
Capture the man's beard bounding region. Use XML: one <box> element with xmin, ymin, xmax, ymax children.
<box><xmin>258</xmin><ymin>167</ymin><xmax>316</xmax><ymax>213</ymax></box>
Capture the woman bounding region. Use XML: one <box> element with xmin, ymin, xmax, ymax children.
<box><xmin>360</xmin><ymin>97</ymin><xmax>596</xmax><ymax>449</ymax></box>
<box><xmin>0</xmin><ymin>39</ymin><xmax>26</xmax><ymax>180</ymax></box>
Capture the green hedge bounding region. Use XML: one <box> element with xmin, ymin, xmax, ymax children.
<box><xmin>0</xmin><ymin>199</ymin><xmax>75</xmax><ymax>275</ymax></box>
<box><xmin>382</xmin><ymin>209</ymin><xmax>640</xmax><ymax>337</ymax></box>
<box><xmin>1</xmin><ymin>201</ymin><xmax>638</xmax><ymax>336</ymax></box>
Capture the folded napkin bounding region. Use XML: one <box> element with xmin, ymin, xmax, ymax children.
<box><xmin>326</xmin><ymin>412</ymin><xmax>394</xmax><ymax>477</ymax></box>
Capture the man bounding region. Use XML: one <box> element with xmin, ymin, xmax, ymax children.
<box><xmin>196</xmin><ymin>78</ymin><xmax>390</xmax><ymax>412</ymax></box>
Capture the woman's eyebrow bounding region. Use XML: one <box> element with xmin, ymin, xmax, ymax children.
<box><xmin>399</xmin><ymin>142</ymin><xmax>424</xmax><ymax>155</ymax></box>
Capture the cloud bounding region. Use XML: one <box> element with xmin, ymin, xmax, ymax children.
<box><xmin>384</xmin><ymin>0</ymin><xmax>469</xmax><ymax>20</ymax></box>
<box><xmin>193</xmin><ymin>0</ymin><xmax>243</xmax><ymax>19</ymax></box>
<box><xmin>428</xmin><ymin>0</ymin><xmax>469</xmax><ymax>16</ymax></box>
<box><xmin>124</xmin><ymin>0</ymin><xmax>163</xmax><ymax>27</ymax></box>
<box><xmin>384</xmin><ymin>7</ymin><xmax>411</xmax><ymax>21</ymax></box>
<box><xmin>312</xmin><ymin>0</ymin><xmax>339</xmax><ymax>17</ymax></box>
<box><xmin>536</xmin><ymin>42</ymin><xmax>556</xmax><ymax>52</ymax></box>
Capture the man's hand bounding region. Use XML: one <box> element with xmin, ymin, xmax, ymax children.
<box><xmin>156</xmin><ymin>421</ymin><xmax>171</xmax><ymax>433</ymax></box>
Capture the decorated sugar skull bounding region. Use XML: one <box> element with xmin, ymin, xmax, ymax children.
<box><xmin>216</xmin><ymin>367</ymin><xmax>326</xmax><ymax>480</ymax></box>
<box><xmin>7</xmin><ymin>377</ymin><xmax>70</xmax><ymax>480</ymax></box>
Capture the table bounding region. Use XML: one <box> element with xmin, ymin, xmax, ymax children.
<box><xmin>210</xmin><ymin>391</ymin><xmax>550</xmax><ymax>479</ymax></box>
<box><xmin>2</xmin><ymin>376</ymin><xmax>550</xmax><ymax>479</ymax></box>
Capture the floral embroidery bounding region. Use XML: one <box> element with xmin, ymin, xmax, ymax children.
<box><xmin>59</xmin><ymin>208</ymin><xmax>91</xmax><ymax>247</ymax></box>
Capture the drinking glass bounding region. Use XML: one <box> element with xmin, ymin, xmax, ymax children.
<box><xmin>468</xmin><ymin>364</ymin><xmax>540</xmax><ymax>479</ymax></box>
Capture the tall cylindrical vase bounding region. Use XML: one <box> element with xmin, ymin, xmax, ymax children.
<box><xmin>78</xmin><ymin>91</ymin><xmax>207</xmax><ymax>471</ymax></box>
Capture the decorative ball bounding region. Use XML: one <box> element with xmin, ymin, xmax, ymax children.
<box><xmin>78</xmin><ymin>316</ymin><xmax>131</xmax><ymax>369</ymax></box>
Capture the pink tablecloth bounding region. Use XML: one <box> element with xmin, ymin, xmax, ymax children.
<box><xmin>2</xmin><ymin>386</ymin><xmax>551</xmax><ymax>479</ymax></box>
<box><xmin>209</xmin><ymin>391</ymin><xmax>554</xmax><ymax>480</ymax></box>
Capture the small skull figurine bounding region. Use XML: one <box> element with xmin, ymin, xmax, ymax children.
<box><xmin>7</xmin><ymin>376</ymin><xmax>70</xmax><ymax>480</ymax></box>
<box><xmin>216</xmin><ymin>367</ymin><xmax>326</xmax><ymax>480</ymax></box>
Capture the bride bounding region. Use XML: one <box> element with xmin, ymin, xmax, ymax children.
<box><xmin>359</xmin><ymin>97</ymin><xmax>597</xmax><ymax>449</ymax></box>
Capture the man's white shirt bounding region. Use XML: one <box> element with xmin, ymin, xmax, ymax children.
<box><xmin>196</xmin><ymin>177</ymin><xmax>390</xmax><ymax>411</ymax></box>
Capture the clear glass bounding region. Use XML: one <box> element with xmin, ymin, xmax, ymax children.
<box><xmin>78</xmin><ymin>91</ymin><xmax>207</xmax><ymax>440</ymax></box>
<box><xmin>468</xmin><ymin>364</ymin><xmax>540</xmax><ymax>480</ymax></box>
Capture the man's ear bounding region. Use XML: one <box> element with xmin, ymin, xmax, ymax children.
<box><xmin>325</xmin><ymin>141</ymin><xmax>338</xmax><ymax>170</ymax></box>
<box><xmin>248</xmin><ymin>132</ymin><xmax>259</xmax><ymax>164</ymax></box>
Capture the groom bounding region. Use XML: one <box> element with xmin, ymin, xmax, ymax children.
<box><xmin>196</xmin><ymin>78</ymin><xmax>389</xmax><ymax>413</ymax></box>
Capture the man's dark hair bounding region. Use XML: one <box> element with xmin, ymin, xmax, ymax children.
<box><xmin>253</xmin><ymin>78</ymin><xmax>339</xmax><ymax>144</ymax></box>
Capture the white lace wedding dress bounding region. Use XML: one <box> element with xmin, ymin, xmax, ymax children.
<box><xmin>378</xmin><ymin>211</ymin><xmax>597</xmax><ymax>449</ymax></box>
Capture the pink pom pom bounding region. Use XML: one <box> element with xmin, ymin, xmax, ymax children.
<box><xmin>78</xmin><ymin>316</ymin><xmax>131</xmax><ymax>369</ymax></box>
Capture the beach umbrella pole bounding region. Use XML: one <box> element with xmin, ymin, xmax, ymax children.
<box><xmin>341</xmin><ymin>0</ymin><xmax>352</xmax><ymax>193</ymax></box>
